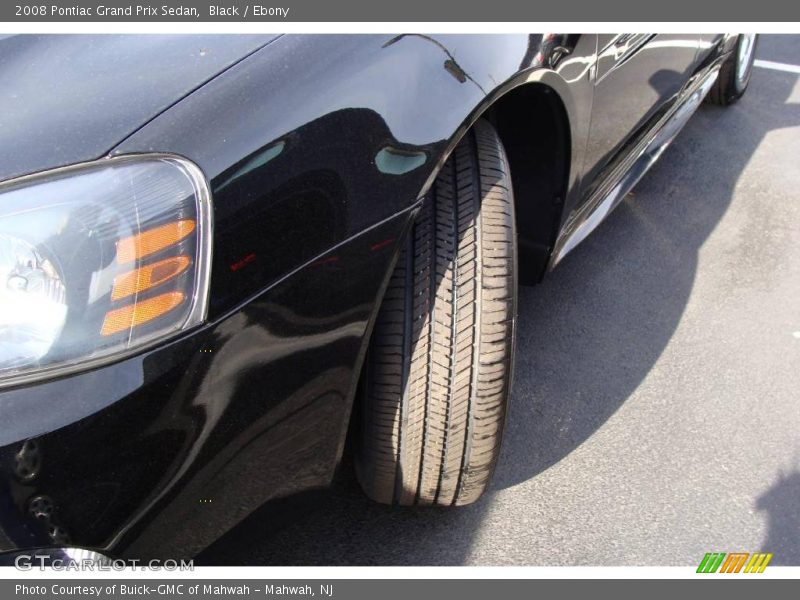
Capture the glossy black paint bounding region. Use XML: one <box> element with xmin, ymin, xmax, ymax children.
<box><xmin>0</xmin><ymin>34</ymin><xmax>274</xmax><ymax>183</ymax></box>
<box><xmin>0</xmin><ymin>34</ymin><xmax>731</xmax><ymax>558</ymax></box>
<box><xmin>114</xmin><ymin>34</ymin><xmax>573</xmax><ymax>318</ymax></box>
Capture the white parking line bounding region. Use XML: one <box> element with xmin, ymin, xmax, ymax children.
<box><xmin>754</xmin><ymin>59</ymin><xmax>800</xmax><ymax>74</ymax></box>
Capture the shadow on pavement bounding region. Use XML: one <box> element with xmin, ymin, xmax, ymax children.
<box><xmin>757</xmin><ymin>466</ymin><xmax>800</xmax><ymax>565</ymax></box>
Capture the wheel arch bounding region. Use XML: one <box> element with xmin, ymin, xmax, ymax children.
<box><xmin>483</xmin><ymin>81</ymin><xmax>573</xmax><ymax>284</ymax></box>
<box><xmin>417</xmin><ymin>73</ymin><xmax>577</xmax><ymax>286</ymax></box>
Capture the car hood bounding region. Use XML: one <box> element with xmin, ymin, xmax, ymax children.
<box><xmin>0</xmin><ymin>34</ymin><xmax>277</xmax><ymax>183</ymax></box>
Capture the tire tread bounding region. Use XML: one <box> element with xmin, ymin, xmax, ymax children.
<box><xmin>357</xmin><ymin>119</ymin><xmax>516</xmax><ymax>506</ymax></box>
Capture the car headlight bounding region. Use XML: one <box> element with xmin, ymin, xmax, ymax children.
<box><xmin>0</xmin><ymin>154</ymin><xmax>212</xmax><ymax>388</ymax></box>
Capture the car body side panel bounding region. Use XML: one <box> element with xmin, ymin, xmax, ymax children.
<box><xmin>0</xmin><ymin>33</ymin><xmax>728</xmax><ymax>559</ymax></box>
<box><xmin>582</xmin><ymin>34</ymin><xmax>700</xmax><ymax>192</ymax></box>
<box><xmin>112</xmin><ymin>34</ymin><xmax>598</xmax><ymax>319</ymax></box>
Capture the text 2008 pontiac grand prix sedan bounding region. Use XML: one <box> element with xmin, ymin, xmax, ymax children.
<box><xmin>0</xmin><ymin>33</ymin><xmax>756</xmax><ymax>560</ymax></box>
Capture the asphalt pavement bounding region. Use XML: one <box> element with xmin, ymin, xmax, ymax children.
<box><xmin>200</xmin><ymin>34</ymin><xmax>800</xmax><ymax>566</ymax></box>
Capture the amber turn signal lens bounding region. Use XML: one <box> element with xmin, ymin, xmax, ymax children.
<box><xmin>101</xmin><ymin>292</ymin><xmax>185</xmax><ymax>336</ymax></box>
<box><xmin>111</xmin><ymin>256</ymin><xmax>191</xmax><ymax>301</ymax></box>
<box><xmin>117</xmin><ymin>219</ymin><xmax>195</xmax><ymax>264</ymax></box>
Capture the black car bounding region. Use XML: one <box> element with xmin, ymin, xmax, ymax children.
<box><xmin>0</xmin><ymin>33</ymin><xmax>757</xmax><ymax>560</ymax></box>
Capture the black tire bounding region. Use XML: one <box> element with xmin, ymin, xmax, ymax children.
<box><xmin>356</xmin><ymin>119</ymin><xmax>517</xmax><ymax>507</ymax></box>
<box><xmin>707</xmin><ymin>34</ymin><xmax>758</xmax><ymax>106</ymax></box>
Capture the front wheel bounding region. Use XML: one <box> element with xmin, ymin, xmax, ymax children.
<box><xmin>356</xmin><ymin>119</ymin><xmax>517</xmax><ymax>507</ymax></box>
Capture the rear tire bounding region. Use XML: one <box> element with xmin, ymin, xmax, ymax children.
<box><xmin>356</xmin><ymin>119</ymin><xmax>517</xmax><ymax>507</ymax></box>
<box><xmin>707</xmin><ymin>34</ymin><xmax>758</xmax><ymax>106</ymax></box>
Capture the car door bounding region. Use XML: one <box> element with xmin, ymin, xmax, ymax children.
<box><xmin>581</xmin><ymin>33</ymin><xmax>700</xmax><ymax>196</ymax></box>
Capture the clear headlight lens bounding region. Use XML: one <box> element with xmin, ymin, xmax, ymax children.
<box><xmin>0</xmin><ymin>155</ymin><xmax>212</xmax><ymax>387</ymax></box>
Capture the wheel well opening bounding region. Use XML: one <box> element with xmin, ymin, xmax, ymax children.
<box><xmin>484</xmin><ymin>83</ymin><xmax>571</xmax><ymax>285</ymax></box>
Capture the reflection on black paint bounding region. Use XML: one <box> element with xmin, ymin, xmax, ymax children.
<box><xmin>374</xmin><ymin>146</ymin><xmax>428</xmax><ymax>175</ymax></box>
<box><xmin>215</xmin><ymin>140</ymin><xmax>286</xmax><ymax>192</ymax></box>
<box><xmin>209</xmin><ymin>108</ymin><xmax>432</xmax><ymax>317</ymax></box>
